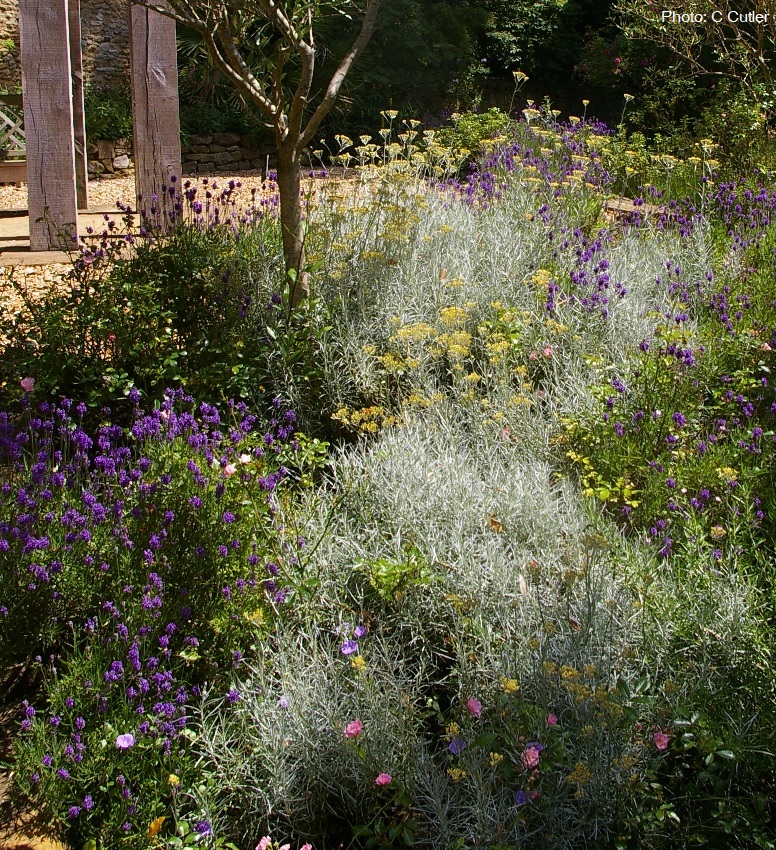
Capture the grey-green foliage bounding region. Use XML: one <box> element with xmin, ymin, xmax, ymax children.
<box><xmin>195</xmin><ymin>627</ymin><xmax>428</xmax><ymax>845</ymax></box>
<box><xmin>197</xmin><ymin>400</ymin><xmax>652</xmax><ymax>846</ymax></box>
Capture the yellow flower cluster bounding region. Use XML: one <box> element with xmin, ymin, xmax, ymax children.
<box><xmin>332</xmin><ymin>405</ymin><xmax>396</xmax><ymax>434</ymax></box>
<box><xmin>499</xmin><ymin>676</ymin><xmax>520</xmax><ymax>695</ymax></box>
<box><xmin>565</xmin><ymin>762</ymin><xmax>593</xmax><ymax>799</ymax></box>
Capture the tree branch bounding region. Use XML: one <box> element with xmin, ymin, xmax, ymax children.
<box><xmin>297</xmin><ymin>0</ymin><xmax>382</xmax><ymax>151</ymax></box>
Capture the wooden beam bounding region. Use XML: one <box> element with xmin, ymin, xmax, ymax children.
<box><xmin>19</xmin><ymin>0</ymin><xmax>78</xmax><ymax>251</ymax></box>
<box><xmin>129</xmin><ymin>0</ymin><xmax>181</xmax><ymax>229</ymax></box>
<box><xmin>68</xmin><ymin>0</ymin><xmax>89</xmax><ymax>210</ymax></box>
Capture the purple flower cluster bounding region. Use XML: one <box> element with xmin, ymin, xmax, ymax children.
<box><xmin>4</xmin><ymin>389</ymin><xmax>305</xmax><ymax>829</ymax></box>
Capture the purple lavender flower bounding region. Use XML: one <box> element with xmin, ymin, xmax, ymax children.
<box><xmin>449</xmin><ymin>736</ymin><xmax>467</xmax><ymax>755</ymax></box>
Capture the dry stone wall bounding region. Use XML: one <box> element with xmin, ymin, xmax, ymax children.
<box><xmin>182</xmin><ymin>133</ymin><xmax>274</xmax><ymax>175</ymax></box>
<box><xmin>0</xmin><ymin>0</ymin><xmax>130</xmax><ymax>91</ymax></box>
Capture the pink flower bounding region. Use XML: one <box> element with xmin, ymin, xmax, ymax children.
<box><xmin>466</xmin><ymin>697</ymin><xmax>482</xmax><ymax>717</ymax></box>
<box><xmin>529</xmin><ymin>351</ymin><xmax>538</xmax><ymax>361</ymax></box>
<box><xmin>653</xmin><ymin>731</ymin><xmax>670</xmax><ymax>751</ymax></box>
<box><xmin>20</xmin><ymin>377</ymin><xmax>34</xmax><ymax>393</ymax></box>
<box><xmin>300</xmin><ymin>845</ymin><xmax>313</xmax><ymax>850</ymax></box>
<box><xmin>256</xmin><ymin>838</ymin><xmax>271</xmax><ymax>850</ymax></box>
<box><xmin>375</xmin><ymin>773</ymin><xmax>392</xmax><ymax>786</ymax></box>
<box><xmin>543</xmin><ymin>346</ymin><xmax>553</xmax><ymax>358</ymax></box>
<box><xmin>224</xmin><ymin>463</ymin><xmax>237</xmax><ymax>476</ymax></box>
<box><xmin>546</xmin><ymin>713</ymin><xmax>558</xmax><ymax>726</ymax></box>
<box><xmin>115</xmin><ymin>733</ymin><xmax>135</xmax><ymax>750</ymax></box>
<box><xmin>344</xmin><ymin>719</ymin><xmax>363</xmax><ymax>739</ymax></box>
<box><xmin>521</xmin><ymin>747</ymin><xmax>540</xmax><ymax>770</ymax></box>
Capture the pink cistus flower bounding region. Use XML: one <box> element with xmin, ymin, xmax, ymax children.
<box><xmin>20</xmin><ymin>377</ymin><xmax>35</xmax><ymax>393</ymax></box>
<box><xmin>115</xmin><ymin>733</ymin><xmax>135</xmax><ymax>750</ymax></box>
<box><xmin>546</xmin><ymin>713</ymin><xmax>558</xmax><ymax>726</ymax></box>
<box><xmin>344</xmin><ymin>719</ymin><xmax>363</xmax><ymax>739</ymax></box>
<box><xmin>224</xmin><ymin>463</ymin><xmax>237</xmax><ymax>476</ymax></box>
<box><xmin>466</xmin><ymin>696</ymin><xmax>482</xmax><ymax>717</ymax></box>
<box><xmin>375</xmin><ymin>773</ymin><xmax>392</xmax><ymax>786</ymax></box>
<box><xmin>521</xmin><ymin>746</ymin><xmax>541</xmax><ymax>770</ymax></box>
<box><xmin>653</xmin><ymin>731</ymin><xmax>670</xmax><ymax>751</ymax></box>
<box><xmin>256</xmin><ymin>839</ymin><xmax>271</xmax><ymax>850</ymax></box>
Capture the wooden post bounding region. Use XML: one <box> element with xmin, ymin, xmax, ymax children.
<box><xmin>129</xmin><ymin>0</ymin><xmax>181</xmax><ymax>228</ymax></box>
<box><xmin>68</xmin><ymin>0</ymin><xmax>89</xmax><ymax>210</ymax></box>
<box><xmin>19</xmin><ymin>0</ymin><xmax>78</xmax><ymax>251</ymax></box>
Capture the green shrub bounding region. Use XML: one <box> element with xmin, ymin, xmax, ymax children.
<box><xmin>84</xmin><ymin>83</ymin><xmax>133</xmax><ymax>143</ymax></box>
<box><xmin>0</xmin><ymin>183</ymin><xmax>283</xmax><ymax>421</ymax></box>
<box><xmin>436</xmin><ymin>108</ymin><xmax>512</xmax><ymax>159</ymax></box>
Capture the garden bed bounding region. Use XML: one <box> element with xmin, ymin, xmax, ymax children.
<box><xmin>0</xmin><ymin>120</ymin><xmax>774</xmax><ymax>849</ymax></box>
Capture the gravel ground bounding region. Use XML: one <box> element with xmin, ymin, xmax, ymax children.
<box><xmin>0</xmin><ymin>169</ymin><xmax>283</xmax><ymax>211</ymax></box>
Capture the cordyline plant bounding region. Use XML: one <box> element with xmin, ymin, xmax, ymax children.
<box><xmin>141</xmin><ymin>0</ymin><xmax>382</xmax><ymax>307</ymax></box>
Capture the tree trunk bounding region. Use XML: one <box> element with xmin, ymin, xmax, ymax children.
<box><xmin>276</xmin><ymin>142</ymin><xmax>309</xmax><ymax>308</ymax></box>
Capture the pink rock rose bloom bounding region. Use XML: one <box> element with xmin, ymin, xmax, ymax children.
<box><xmin>375</xmin><ymin>773</ymin><xmax>392</xmax><ymax>786</ymax></box>
<box><xmin>653</xmin><ymin>731</ymin><xmax>670</xmax><ymax>751</ymax></box>
<box><xmin>546</xmin><ymin>713</ymin><xmax>558</xmax><ymax>726</ymax></box>
<box><xmin>344</xmin><ymin>719</ymin><xmax>363</xmax><ymax>739</ymax></box>
<box><xmin>521</xmin><ymin>746</ymin><xmax>541</xmax><ymax>770</ymax></box>
<box><xmin>466</xmin><ymin>697</ymin><xmax>482</xmax><ymax>717</ymax></box>
<box><xmin>20</xmin><ymin>377</ymin><xmax>34</xmax><ymax>393</ymax></box>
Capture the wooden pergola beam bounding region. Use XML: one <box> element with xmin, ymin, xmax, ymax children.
<box><xmin>19</xmin><ymin>0</ymin><xmax>79</xmax><ymax>251</ymax></box>
<box><xmin>129</xmin><ymin>0</ymin><xmax>181</xmax><ymax>227</ymax></box>
<box><xmin>69</xmin><ymin>0</ymin><xmax>89</xmax><ymax>210</ymax></box>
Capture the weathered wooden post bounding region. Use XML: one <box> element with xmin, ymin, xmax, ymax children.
<box><xmin>19</xmin><ymin>0</ymin><xmax>79</xmax><ymax>251</ymax></box>
<box><xmin>68</xmin><ymin>0</ymin><xmax>89</xmax><ymax>210</ymax></box>
<box><xmin>129</xmin><ymin>0</ymin><xmax>181</xmax><ymax>228</ymax></box>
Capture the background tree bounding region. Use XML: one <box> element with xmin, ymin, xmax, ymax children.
<box><xmin>615</xmin><ymin>0</ymin><xmax>776</xmax><ymax>92</ymax></box>
<box><xmin>142</xmin><ymin>0</ymin><xmax>382</xmax><ymax>306</ymax></box>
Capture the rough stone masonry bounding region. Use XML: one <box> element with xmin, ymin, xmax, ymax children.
<box><xmin>0</xmin><ymin>0</ymin><xmax>129</xmax><ymax>91</ymax></box>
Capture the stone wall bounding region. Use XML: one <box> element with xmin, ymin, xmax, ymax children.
<box><xmin>0</xmin><ymin>0</ymin><xmax>130</xmax><ymax>91</ymax></box>
<box><xmin>182</xmin><ymin>133</ymin><xmax>274</xmax><ymax>175</ymax></box>
<box><xmin>87</xmin><ymin>137</ymin><xmax>132</xmax><ymax>178</ymax></box>
<box><xmin>81</xmin><ymin>133</ymin><xmax>276</xmax><ymax>181</ymax></box>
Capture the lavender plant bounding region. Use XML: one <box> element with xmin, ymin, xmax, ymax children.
<box><xmin>4</xmin><ymin>388</ymin><xmax>323</xmax><ymax>848</ymax></box>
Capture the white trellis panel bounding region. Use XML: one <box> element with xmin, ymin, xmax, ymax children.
<box><xmin>0</xmin><ymin>96</ymin><xmax>25</xmax><ymax>158</ymax></box>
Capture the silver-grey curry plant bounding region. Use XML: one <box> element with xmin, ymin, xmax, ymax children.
<box><xmin>140</xmin><ymin>0</ymin><xmax>383</xmax><ymax>307</ymax></box>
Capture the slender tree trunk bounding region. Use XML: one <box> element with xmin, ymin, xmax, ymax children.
<box><xmin>276</xmin><ymin>142</ymin><xmax>308</xmax><ymax>308</ymax></box>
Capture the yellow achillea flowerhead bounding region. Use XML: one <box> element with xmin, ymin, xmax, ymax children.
<box><xmin>500</xmin><ymin>676</ymin><xmax>520</xmax><ymax>694</ymax></box>
<box><xmin>445</xmin><ymin>722</ymin><xmax>461</xmax><ymax>740</ymax></box>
